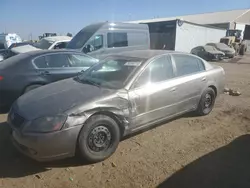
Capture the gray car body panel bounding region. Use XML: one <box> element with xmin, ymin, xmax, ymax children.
<box><xmin>8</xmin><ymin>50</ymin><xmax>225</xmax><ymax>161</ymax></box>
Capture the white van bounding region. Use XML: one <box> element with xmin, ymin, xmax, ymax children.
<box><xmin>0</xmin><ymin>33</ymin><xmax>22</xmax><ymax>49</ymax></box>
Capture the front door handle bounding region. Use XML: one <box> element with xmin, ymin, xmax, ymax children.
<box><xmin>202</xmin><ymin>77</ymin><xmax>206</xmax><ymax>81</ymax></box>
<box><xmin>170</xmin><ymin>87</ymin><xmax>176</xmax><ymax>92</ymax></box>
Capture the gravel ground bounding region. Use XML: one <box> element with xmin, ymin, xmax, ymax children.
<box><xmin>0</xmin><ymin>54</ymin><xmax>250</xmax><ymax>188</ymax></box>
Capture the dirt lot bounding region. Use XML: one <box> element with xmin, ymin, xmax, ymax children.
<box><xmin>0</xmin><ymin>54</ymin><xmax>250</xmax><ymax>188</ymax></box>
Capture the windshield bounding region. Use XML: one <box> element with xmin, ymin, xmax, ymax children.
<box><xmin>76</xmin><ymin>56</ymin><xmax>144</xmax><ymax>89</ymax></box>
<box><xmin>227</xmin><ymin>30</ymin><xmax>241</xmax><ymax>37</ymax></box>
<box><xmin>204</xmin><ymin>46</ymin><xmax>217</xmax><ymax>51</ymax></box>
<box><xmin>33</xmin><ymin>39</ymin><xmax>53</xmax><ymax>49</ymax></box>
<box><xmin>66</xmin><ymin>23</ymin><xmax>105</xmax><ymax>49</ymax></box>
<box><xmin>215</xmin><ymin>43</ymin><xmax>228</xmax><ymax>49</ymax></box>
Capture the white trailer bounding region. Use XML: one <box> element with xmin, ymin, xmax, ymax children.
<box><xmin>175</xmin><ymin>20</ymin><xmax>226</xmax><ymax>52</ymax></box>
<box><xmin>131</xmin><ymin>19</ymin><xmax>227</xmax><ymax>53</ymax></box>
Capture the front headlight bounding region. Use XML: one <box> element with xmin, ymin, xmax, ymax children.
<box><xmin>24</xmin><ymin>115</ymin><xmax>67</xmax><ymax>133</ymax></box>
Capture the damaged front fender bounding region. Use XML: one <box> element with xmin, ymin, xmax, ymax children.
<box><xmin>64</xmin><ymin>95</ymin><xmax>132</xmax><ymax>136</ymax></box>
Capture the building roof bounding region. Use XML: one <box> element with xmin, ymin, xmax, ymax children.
<box><xmin>128</xmin><ymin>9</ymin><xmax>250</xmax><ymax>25</ymax></box>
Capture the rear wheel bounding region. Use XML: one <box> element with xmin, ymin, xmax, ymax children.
<box><xmin>234</xmin><ymin>44</ymin><xmax>239</xmax><ymax>56</ymax></box>
<box><xmin>78</xmin><ymin>114</ymin><xmax>121</xmax><ymax>163</ymax></box>
<box><xmin>196</xmin><ymin>87</ymin><xmax>216</xmax><ymax>116</ymax></box>
<box><xmin>24</xmin><ymin>84</ymin><xmax>43</xmax><ymax>93</ymax></box>
<box><xmin>239</xmin><ymin>44</ymin><xmax>246</xmax><ymax>55</ymax></box>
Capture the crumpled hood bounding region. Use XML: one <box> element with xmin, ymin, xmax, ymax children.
<box><xmin>11</xmin><ymin>44</ymin><xmax>41</xmax><ymax>54</ymax></box>
<box><xmin>14</xmin><ymin>78</ymin><xmax>116</xmax><ymax>120</ymax></box>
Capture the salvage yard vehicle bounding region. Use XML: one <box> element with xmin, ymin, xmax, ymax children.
<box><xmin>33</xmin><ymin>36</ymin><xmax>72</xmax><ymax>50</ymax></box>
<box><xmin>0</xmin><ymin>33</ymin><xmax>22</xmax><ymax>49</ymax></box>
<box><xmin>220</xmin><ymin>29</ymin><xmax>248</xmax><ymax>55</ymax></box>
<box><xmin>66</xmin><ymin>22</ymin><xmax>150</xmax><ymax>58</ymax></box>
<box><xmin>8</xmin><ymin>50</ymin><xmax>225</xmax><ymax>162</ymax></box>
<box><xmin>206</xmin><ymin>43</ymin><xmax>235</xmax><ymax>58</ymax></box>
<box><xmin>11</xmin><ymin>36</ymin><xmax>72</xmax><ymax>54</ymax></box>
<box><xmin>0</xmin><ymin>36</ymin><xmax>73</xmax><ymax>62</ymax></box>
<box><xmin>0</xmin><ymin>50</ymin><xmax>98</xmax><ymax>109</ymax></box>
<box><xmin>191</xmin><ymin>45</ymin><xmax>225</xmax><ymax>61</ymax></box>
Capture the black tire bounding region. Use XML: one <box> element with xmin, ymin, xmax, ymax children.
<box><xmin>239</xmin><ymin>45</ymin><xmax>245</xmax><ymax>55</ymax></box>
<box><xmin>24</xmin><ymin>84</ymin><xmax>43</xmax><ymax>93</ymax></box>
<box><xmin>234</xmin><ymin>44</ymin><xmax>239</xmax><ymax>56</ymax></box>
<box><xmin>196</xmin><ymin>87</ymin><xmax>216</xmax><ymax>116</ymax></box>
<box><xmin>78</xmin><ymin>114</ymin><xmax>121</xmax><ymax>163</ymax></box>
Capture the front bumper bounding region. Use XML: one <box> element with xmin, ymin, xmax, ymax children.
<box><xmin>9</xmin><ymin>123</ymin><xmax>82</xmax><ymax>162</ymax></box>
<box><xmin>208</xmin><ymin>54</ymin><xmax>225</xmax><ymax>61</ymax></box>
<box><xmin>224</xmin><ymin>52</ymin><xmax>235</xmax><ymax>58</ymax></box>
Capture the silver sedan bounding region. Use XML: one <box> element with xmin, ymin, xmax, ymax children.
<box><xmin>8</xmin><ymin>50</ymin><xmax>225</xmax><ymax>162</ymax></box>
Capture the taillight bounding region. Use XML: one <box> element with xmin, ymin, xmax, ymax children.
<box><xmin>0</xmin><ymin>76</ymin><xmax>3</xmax><ymax>81</ymax></box>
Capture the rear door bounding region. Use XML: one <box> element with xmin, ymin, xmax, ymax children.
<box><xmin>171</xmin><ymin>54</ymin><xmax>207</xmax><ymax>113</ymax></box>
<box><xmin>128</xmin><ymin>55</ymin><xmax>177</xmax><ymax>128</ymax></box>
<box><xmin>33</xmin><ymin>53</ymin><xmax>97</xmax><ymax>83</ymax></box>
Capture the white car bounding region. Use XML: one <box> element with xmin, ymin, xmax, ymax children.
<box><xmin>33</xmin><ymin>36</ymin><xmax>72</xmax><ymax>50</ymax></box>
<box><xmin>11</xmin><ymin>36</ymin><xmax>72</xmax><ymax>54</ymax></box>
<box><xmin>0</xmin><ymin>33</ymin><xmax>22</xmax><ymax>49</ymax></box>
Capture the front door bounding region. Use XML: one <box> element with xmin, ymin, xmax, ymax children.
<box><xmin>128</xmin><ymin>55</ymin><xmax>176</xmax><ymax>129</ymax></box>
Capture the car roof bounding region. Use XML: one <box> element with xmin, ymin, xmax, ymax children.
<box><xmin>23</xmin><ymin>49</ymin><xmax>95</xmax><ymax>59</ymax></box>
<box><xmin>113</xmin><ymin>50</ymin><xmax>187</xmax><ymax>59</ymax></box>
<box><xmin>25</xmin><ymin>49</ymin><xmax>79</xmax><ymax>55</ymax></box>
<box><xmin>42</xmin><ymin>36</ymin><xmax>72</xmax><ymax>42</ymax></box>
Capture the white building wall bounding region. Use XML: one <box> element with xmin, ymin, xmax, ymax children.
<box><xmin>235</xmin><ymin>23</ymin><xmax>246</xmax><ymax>39</ymax></box>
<box><xmin>175</xmin><ymin>22</ymin><xmax>226</xmax><ymax>52</ymax></box>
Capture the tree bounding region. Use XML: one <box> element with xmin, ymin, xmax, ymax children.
<box><xmin>67</xmin><ymin>33</ymin><xmax>73</xmax><ymax>37</ymax></box>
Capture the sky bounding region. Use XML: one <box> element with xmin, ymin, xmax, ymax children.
<box><xmin>1</xmin><ymin>0</ymin><xmax>250</xmax><ymax>39</ymax></box>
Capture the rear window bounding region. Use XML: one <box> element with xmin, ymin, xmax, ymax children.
<box><xmin>34</xmin><ymin>56</ymin><xmax>47</xmax><ymax>68</ymax></box>
<box><xmin>173</xmin><ymin>54</ymin><xmax>205</xmax><ymax>77</ymax></box>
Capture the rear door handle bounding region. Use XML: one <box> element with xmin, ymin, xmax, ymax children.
<box><xmin>40</xmin><ymin>71</ymin><xmax>50</xmax><ymax>76</ymax></box>
<box><xmin>170</xmin><ymin>87</ymin><xmax>176</xmax><ymax>92</ymax></box>
<box><xmin>202</xmin><ymin>77</ymin><xmax>206</xmax><ymax>81</ymax></box>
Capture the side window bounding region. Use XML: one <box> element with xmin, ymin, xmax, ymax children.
<box><xmin>173</xmin><ymin>54</ymin><xmax>205</xmax><ymax>77</ymax></box>
<box><xmin>107</xmin><ymin>33</ymin><xmax>128</xmax><ymax>48</ymax></box>
<box><xmin>83</xmin><ymin>35</ymin><xmax>103</xmax><ymax>53</ymax></box>
<box><xmin>54</xmin><ymin>42</ymin><xmax>67</xmax><ymax>49</ymax></box>
<box><xmin>68</xmin><ymin>54</ymin><xmax>97</xmax><ymax>68</ymax></box>
<box><xmin>34</xmin><ymin>56</ymin><xmax>47</xmax><ymax>68</ymax></box>
<box><xmin>134</xmin><ymin>55</ymin><xmax>174</xmax><ymax>88</ymax></box>
<box><xmin>45</xmin><ymin>54</ymin><xmax>70</xmax><ymax>68</ymax></box>
<box><xmin>191</xmin><ymin>47</ymin><xmax>198</xmax><ymax>53</ymax></box>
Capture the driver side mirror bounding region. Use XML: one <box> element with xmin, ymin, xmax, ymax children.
<box><xmin>83</xmin><ymin>44</ymin><xmax>91</xmax><ymax>53</ymax></box>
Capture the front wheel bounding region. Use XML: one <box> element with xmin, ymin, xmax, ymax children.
<box><xmin>196</xmin><ymin>88</ymin><xmax>216</xmax><ymax>116</ymax></box>
<box><xmin>78</xmin><ymin>114</ymin><xmax>121</xmax><ymax>163</ymax></box>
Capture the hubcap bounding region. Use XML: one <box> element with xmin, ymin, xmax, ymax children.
<box><xmin>88</xmin><ymin>126</ymin><xmax>111</xmax><ymax>152</ymax></box>
<box><xmin>204</xmin><ymin>93</ymin><xmax>212</xmax><ymax>108</ymax></box>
